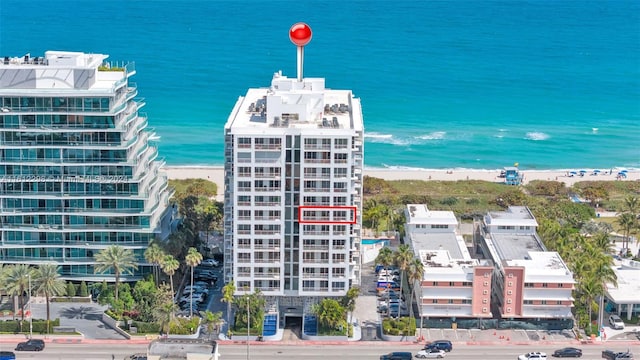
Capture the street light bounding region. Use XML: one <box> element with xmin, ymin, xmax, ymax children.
<box><xmin>28</xmin><ymin>274</ymin><xmax>33</xmax><ymax>339</ymax></box>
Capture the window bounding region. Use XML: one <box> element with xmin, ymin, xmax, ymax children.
<box><xmin>506</xmin><ymin>307</ymin><xmax>512</xmax><ymax>313</ymax></box>
<box><xmin>432</xmin><ymin>282</ymin><xmax>438</xmax><ymax>286</ymax></box>
<box><xmin>541</xmin><ymin>300</ymin><xmax>547</xmax><ymax>305</ymax></box>
<box><xmin>483</xmin><ymin>290</ymin><xmax>488</xmax><ymax>295</ymax></box>
<box><xmin>524</xmin><ymin>283</ymin><xmax>533</xmax><ymax>288</ymax></box>
<box><xmin>482</xmin><ymin>307</ymin><xmax>488</xmax><ymax>313</ymax></box>
<box><xmin>483</xmin><ymin>299</ymin><xmax>488</xmax><ymax>304</ymax></box>
<box><xmin>508</xmin><ymin>281</ymin><xmax>513</xmax><ymax>287</ymax></box>
<box><xmin>483</xmin><ymin>281</ymin><xmax>489</xmax><ymax>286</ymax></box>
<box><xmin>507</xmin><ymin>299</ymin><xmax>512</xmax><ymax>304</ymax></box>
<box><xmin>542</xmin><ymin>283</ymin><xmax>548</xmax><ymax>288</ymax></box>
<box><xmin>507</xmin><ymin>290</ymin><xmax>512</xmax><ymax>295</ymax></box>
<box><xmin>508</xmin><ymin>273</ymin><xmax>514</xmax><ymax>278</ymax></box>
<box><xmin>484</xmin><ymin>272</ymin><xmax>490</xmax><ymax>278</ymax></box>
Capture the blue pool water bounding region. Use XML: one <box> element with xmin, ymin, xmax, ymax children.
<box><xmin>362</xmin><ymin>239</ymin><xmax>390</xmax><ymax>245</ymax></box>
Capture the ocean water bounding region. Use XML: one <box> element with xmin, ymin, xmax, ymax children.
<box><xmin>1</xmin><ymin>0</ymin><xmax>638</xmax><ymax>170</ymax></box>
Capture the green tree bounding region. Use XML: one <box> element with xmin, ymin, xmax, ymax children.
<box><xmin>200</xmin><ymin>310</ymin><xmax>224</xmax><ymax>340</ymax></box>
<box><xmin>617</xmin><ymin>212</ymin><xmax>637</xmax><ymax>253</ymax></box>
<box><xmin>221</xmin><ymin>281</ymin><xmax>236</xmax><ymax>328</ymax></box>
<box><xmin>66</xmin><ymin>282</ymin><xmax>77</xmax><ymax>297</ymax></box>
<box><xmin>394</xmin><ymin>244</ymin><xmax>413</xmax><ymax>302</ymax></box>
<box><xmin>78</xmin><ymin>281</ymin><xmax>89</xmax><ymax>297</ymax></box>
<box><xmin>144</xmin><ymin>243</ymin><xmax>166</xmax><ymax>285</ymax></box>
<box><xmin>341</xmin><ymin>287</ymin><xmax>360</xmax><ymax>319</ymax></box>
<box><xmin>311</xmin><ymin>299</ymin><xmax>346</xmax><ymax>333</ymax></box>
<box><xmin>161</xmin><ymin>254</ymin><xmax>180</xmax><ymax>308</ymax></box>
<box><xmin>94</xmin><ymin>245</ymin><xmax>138</xmax><ymax>302</ymax></box>
<box><xmin>375</xmin><ymin>247</ymin><xmax>394</xmax><ymax>316</ymax></box>
<box><xmin>406</xmin><ymin>257</ymin><xmax>425</xmax><ymax>320</ymax></box>
<box><xmin>33</xmin><ymin>264</ymin><xmax>66</xmax><ymax>333</ymax></box>
<box><xmin>185</xmin><ymin>247</ymin><xmax>203</xmax><ymax>318</ymax></box>
<box><xmin>2</xmin><ymin>264</ymin><xmax>33</xmax><ymax>324</ymax></box>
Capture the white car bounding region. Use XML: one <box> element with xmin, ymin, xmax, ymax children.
<box><xmin>609</xmin><ymin>314</ymin><xmax>625</xmax><ymax>330</ymax></box>
<box><xmin>518</xmin><ymin>352</ymin><xmax>547</xmax><ymax>360</ymax></box>
<box><xmin>201</xmin><ymin>259</ymin><xmax>219</xmax><ymax>267</ymax></box>
<box><xmin>415</xmin><ymin>349</ymin><xmax>446</xmax><ymax>358</ymax></box>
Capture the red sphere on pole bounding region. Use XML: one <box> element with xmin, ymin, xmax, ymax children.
<box><xmin>289</xmin><ymin>22</ymin><xmax>312</xmax><ymax>47</ymax></box>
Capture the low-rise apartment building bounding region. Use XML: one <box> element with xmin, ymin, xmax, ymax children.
<box><xmin>404</xmin><ymin>204</ymin><xmax>494</xmax><ymax>326</ymax></box>
<box><xmin>479</xmin><ymin>206</ymin><xmax>575</xmax><ymax>329</ymax></box>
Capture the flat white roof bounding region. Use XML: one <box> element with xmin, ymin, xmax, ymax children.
<box><xmin>506</xmin><ymin>251</ymin><xmax>574</xmax><ymax>283</ymax></box>
<box><xmin>485</xmin><ymin>206</ymin><xmax>538</xmax><ymax>227</ymax></box>
<box><xmin>406</xmin><ymin>204</ymin><xmax>458</xmax><ymax>226</ymax></box>
<box><xmin>607</xmin><ymin>259</ymin><xmax>640</xmax><ymax>304</ymax></box>
<box><xmin>225</xmin><ymin>71</ymin><xmax>363</xmax><ymax>133</ymax></box>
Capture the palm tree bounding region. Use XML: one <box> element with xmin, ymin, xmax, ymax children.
<box><xmin>185</xmin><ymin>247</ymin><xmax>203</xmax><ymax>317</ymax></box>
<box><xmin>375</xmin><ymin>247</ymin><xmax>394</xmax><ymax>315</ymax></box>
<box><xmin>312</xmin><ymin>299</ymin><xmax>345</xmax><ymax>333</ymax></box>
<box><xmin>160</xmin><ymin>254</ymin><xmax>180</xmax><ymax>306</ymax></box>
<box><xmin>94</xmin><ymin>245</ymin><xmax>138</xmax><ymax>302</ymax></box>
<box><xmin>616</xmin><ymin>212</ymin><xmax>637</xmax><ymax>253</ymax></box>
<box><xmin>33</xmin><ymin>264</ymin><xmax>66</xmax><ymax>333</ymax></box>
<box><xmin>407</xmin><ymin>257</ymin><xmax>425</xmax><ymax>321</ymax></box>
<box><xmin>200</xmin><ymin>310</ymin><xmax>224</xmax><ymax>340</ymax></box>
<box><xmin>1</xmin><ymin>264</ymin><xmax>33</xmax><ymax>325</ymax></box>
<box><xmin>622</xmin><ymin>196</ymin><xmax>639</xmax><ymax>215</ymax></box>
<box><xmin>394</xmin><ymin>244</ymin><xmax>413</xmax><ymax>302</ymax></box>
<box><xmin>221</xmin><ymin>281</ymin><xmax>236</xmax><ymax>329</ymax></box>
<box><xmin>144</xmin><ymin>243</ymin><xmax>165</xmax><ymax>285</ymax></box>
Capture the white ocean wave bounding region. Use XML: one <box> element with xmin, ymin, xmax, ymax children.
<box><xmin>525</xmin><ymin>132</ymin><xmax>550</xmax><ymax>141</ymax></box>
<box><xmin>416</xmin><ymin>131</ymin><xmax>446</xmax><ymax>140</ymax></box>
<box><xmin>364</xmin><ymin>132</ymin><xmax>393</xmax><ymax>139</ymax></box>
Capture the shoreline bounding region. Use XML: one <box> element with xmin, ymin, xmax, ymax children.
<box><xmin>163</xmin><ymin>166</ymin><xmax>639</xmax><ymax>199</ymax></box>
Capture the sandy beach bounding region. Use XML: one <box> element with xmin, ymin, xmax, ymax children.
<box><xmin>164</xmin><ymin>166</ymin><xmax>639</xmax><ymax>198</ymax></box>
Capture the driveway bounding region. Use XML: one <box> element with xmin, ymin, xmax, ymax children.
<box><xmin>30</xmin><ymin>301</ymin><xmax>126</xmax><ymax>340</ymax></box>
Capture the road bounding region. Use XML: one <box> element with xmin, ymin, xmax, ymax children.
<box><xmin>8</xmin><ymin>342</ymin><xmax>635</xmax><ymax>360</ymax></box>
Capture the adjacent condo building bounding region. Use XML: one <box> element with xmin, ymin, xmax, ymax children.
<box><xmin>479</xmin><ymin>206</ymin><xmax>575</xmax><ymax>329</ymax></box>
<box><xmin>0</xmin><ymin>51</ymin><xmax>174</xmax><ymax>281</ymax></box>
<box><xmin>223</xmin><ymin>70</ymin><xmax>364</xmax><ymax>316</ymax></box>
<box><xmin>404</xmin><ymin>204</ymin><xmax>494</xmax><ymax>325</ymax></box>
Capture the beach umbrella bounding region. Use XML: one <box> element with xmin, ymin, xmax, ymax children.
<box><xmin>593</xmin><ymin>169</ymin><xmax>601</xmax><ymax>173</ymax></box>
<box><xmin>569</xmin><ymin>171</ymin><xmax>577</xmax><ymax>175</ymax></box>
<box><xmin>620</xmin><ymin>169</ymin><xmax>628</xmax><ymax>173</ymax></box>
<box><xmin>579</xmin><ymin>169</ymin><xmax>587</xmax><ymax>173</ymax></box>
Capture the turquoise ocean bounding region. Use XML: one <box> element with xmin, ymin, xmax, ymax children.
<box><xmin>1</xmin><ymin>0</ymin><xmax>638</xmax><ymax>170</ymax></box>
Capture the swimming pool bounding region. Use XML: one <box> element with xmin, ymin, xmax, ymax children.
<box><xmin>362</xmin><ymin>239</ymin><xmax>390</xmax><ymax>245</ymax></box>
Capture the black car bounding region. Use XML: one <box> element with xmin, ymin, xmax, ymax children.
<box><xmin>552</xmin><ymin>347</ymin><xmax>582</xmax><ymax>358</ymax></box>
<box><xmin>15</xmin><ymin>338</ymin><xmax>45</xmax><ymax>351</ymax></box>
<box><xmin>423</xmin><ymin>340</ymin><xmax>453</xmax><ymax>352</ymax></box>
<box><xmin>379</xmin><ymin>352</ymin><xmax>412</xmax><ymax>360</ymax></box>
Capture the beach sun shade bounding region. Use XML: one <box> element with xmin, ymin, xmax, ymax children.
<box><xmin>579</xmin><ymin>170</ymin><xmax>587</xmax><ymax>173</ymax></box>
<box><xmin>620</xmin><ymin>169</ymin><xmax>628</xmax><ymax>173</ymax></box>
<box><xmin>569</xmin><ymin>171</ymin><xmax>577</xmax><ymax>174</ymax></box>
<box><xmin>593</xmin><ymin>169</ymin><xmax>601</xmax><ymax>173</ymax></box>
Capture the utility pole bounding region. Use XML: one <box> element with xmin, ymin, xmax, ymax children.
<box><xmin>246</xmin><ymin>298</ymin><xmax>250</xmax><ymax>360</ymax></box>
<box><xmin>28</xmin><ymin>274</ymin><xmax>33</xmax><ymax>339</ymax></box>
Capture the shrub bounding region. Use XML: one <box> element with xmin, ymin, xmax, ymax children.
<box><xmin>66</xmin><ymin>282</ymin><xmax>77</xmax><ymax>297</ymax></box>
<box><xmin>169</xmin><ymin>317</ymin><xmax>200</xmax><ymax>335</ymax></box>
<box><xmin>78</xmin><ymin>281</ymin><xmax>89</xmax><ymax>297</ymax></box>
<box><xmin>130</xmin><ymin>321</ymin><xmax>161</xmax><ymax>334</ymax></box>
<box><xmin>382</xmin><ymin>317</ymin><xmax>416</xmax><ymax>336</ymax></box>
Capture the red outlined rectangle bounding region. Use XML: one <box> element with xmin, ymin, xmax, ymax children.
<box><xmin>298</xmin><ymin>205</ymin><xmax>357</xmax><ymax>224</ymax></box>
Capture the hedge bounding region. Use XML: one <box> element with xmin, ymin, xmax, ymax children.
<box><xmin>382</xmin><ymin>317</ymin><xmax>416</xmax><ymax>336</ymax></box>
<box><xmin>0</xmin><ymin>319</ymin><xmax>60</xmax><ymax>333</ymax></box>
<box><xmin>130</xmin><ymin>321</ymin><xmax>161</xmax><ymax>334</ymax></box>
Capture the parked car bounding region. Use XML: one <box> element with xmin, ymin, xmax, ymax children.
<box><xmin>415</xmin><ymin>348</ymin><xmax>446</xmax><ymax>358</ymax></box>
<box><xmin>552</xmin><ymin>347</ymin><xmax>582</xmax><ymax>358</ymax></box>
<box><xmin>0</xmin><ymin>351</ymin><xmax>16</xmax><ymax>360</ymax></box>
<box><xmin>201</xmin><ymin>259</ymin><xmax>219</xmax><ymax>267</ymax></box>
<box><xmin>379</xmin><ymin>352</ymin><xmax>412</xmax><ymax>360</ymax></box>
<box><xmin>609</xmin><ymin>314</ymin><xmax>625</xmax><ymax>330</ymax></box>
<box><xmin>601</xmin><ymin>350</ymin><xmax>634</xmax><ymax>360</ymax></box>
<box><xmin>125</xmin><ymin>354</ymin><xmax>148</xmax><ymax>360</ymax></box>
<box><xmin>15</xmin><ymin>339</ymin><xmax>45</xmax><ymax>351</ymax></box>
<box><xmin>518</xmin><ymin>352</ymin><xmax>547</xmax><ymax>360</ymax></box>
<box><xmin>423</xmin><ymin>340</ymin><xmax>452</xmax><ymax>352</ymax></box>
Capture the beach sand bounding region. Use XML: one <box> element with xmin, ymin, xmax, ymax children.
<box><xmin>164</xmin><ymin>166</ymin><xmax>639</xmax><ymax>199</ymax></box>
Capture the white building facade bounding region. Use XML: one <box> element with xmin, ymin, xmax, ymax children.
<box><xmin>0</xmin><ymin>51</ymin><xmax>174</xmax><ymax>281</ymax></box>
<box><xmin>404</xmin><ymin>204</ymin><xmax>494</xmax><ymax>325</ymax></box>
<box><xmin>223</xmin><ymin>71</ymin><xmax>363</xmax><ymax>314</ymax></box>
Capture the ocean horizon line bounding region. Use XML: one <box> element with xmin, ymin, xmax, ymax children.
<box><xmin>162</xmin><ymin>164</ymin><xmax>638</xmax><ymax>173</ymax></box>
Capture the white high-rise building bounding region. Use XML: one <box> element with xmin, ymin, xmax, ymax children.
<box><xmin>0</xmin><ymin>51</ymin><xmax>174</xmax><ymax>282</ymax></box>
<box><xmin>223</xmin><ymin>66</ymin><xmax>364</xmax><ymax>315</ymax></box>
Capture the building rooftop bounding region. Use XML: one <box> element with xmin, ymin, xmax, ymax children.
<box><xmin>607</xmin><ymin>259</ymin><xmax>640</xmax><ymax>304</ymax></box>
<box><xmin>224</xmin><ymin>71</ymin><xmax>363</xmax><ymax>132</ymax></box>
<box><xmin>406</xmin><ymin>204</ymin><xmax>458</xmax><ymax>226</ymax></box>
<box><xmin>490</xmin><ymin>233</ymin><xmax>545</xmax><ymax>261</ymax></box>
<box><xmin>148</xmin><ymin>338</ymin><xmax>218</xmax><ymax>360</ymax></box>
<box><xmin>485</xmin><ymin>206</ymin><xmax>538</xmax><ymax>227</ymax></box>
<box><xmin>411</xmin><ymin>232</ymin><xmax>466</xmax><ymax>260</ymax></box>
<box><xmin>0</xmin><ymin>51</ymin><xmax>128</xmax><ymax>93</ymax></box>
<box><xmin>506</xmin><ymin>251</ymin><xmax>574</xmax><ymax>282</ymax></box>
